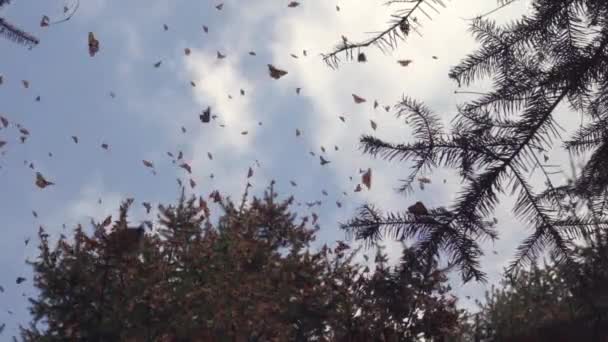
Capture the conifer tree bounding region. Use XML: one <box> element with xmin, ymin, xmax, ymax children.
<box><xmin>340</xmin><ymin>0</ymin><xmax>608</xmax><ymax>282</ymax></box>
<box><xmin>22</xmin><ymin>186</ymin><xmax>463</xmax><ymax>341</ymax></box>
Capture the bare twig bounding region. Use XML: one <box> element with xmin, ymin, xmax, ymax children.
<box><xmin>461</xmin><ymin>0</ymin><xmax>519</xmax><ymax>20</ymax></box>
<box><xmin>49</xmin><ymin>0</ymin><xmax>80</xmax><ymax>25</ymax></box>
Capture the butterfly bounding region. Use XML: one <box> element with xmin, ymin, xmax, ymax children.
<box><xmin>215</xmin><ymin>3</ymin><xmax>223</xmax><ymax>10</ymax></box>
<box><xmin>180</xmin><ymin>163</ymin><xmax>192</xmax><ymax>174</ymax></box>
<box><xmin>288</xmin><ymin>1</ymin><xmax>300</xmax><ymax>7</ymax></box>
<box><xmin>397</xmin><ymin>59</ymin><xmax>413</xmax><ymax>66</ymax></box>
<box><xmin>184</xmin><ymin>48</ymin><xmax>191</xmax><ymax>56</ymax></box>
<box><xmin>88</xmin><ymin>32</ymin><xmax>100</xmax><ymax>57</ymax></box>
<box><xmin>357</xmin><ymin>52</ymin><xmax>366</xmax><ymax>62</ymax></box>
<box><xmin>362</xmin><ymin>168</ymin><xmax>372</xmax><ymax>189</ymax></box>
<box><xmin>408</xmin><ymin>201</ymin><xmax>429</xmax><ymax>216</ymax></box>
<box><xmin>370</xmin><ymin>120</ymin><xmax>377</xmax><ymax>130</ymax></box>
<box><xmin>249</xmin><ymin>51</ymin><xmax>256</xmax><ymax>56</ymax></box>
<box><xmin>200</xmin><ymin>106</ymin><xmax>211</xmax><ymax>123</ymax></box>
<box><xmin>352</xmin><ymin>94</ymin><xmax>366</xmax><ymax>103</ymax></box>
<box><xmin>217</xmin><ymin>51</ymin><xmax>226</xmax><ymax>59</ymax></box>
<box><xmin>163</xmin><ymin>24</ymin><xmax>169</xmax><ymax>31</ymax></box>
<box><xmin>40</xmin><ymin>15</ymin><xmax>50</xmax><ymax>27</ymax></box>
<box><xmin>320</xmin><ymin>156</ymin><xmax>330</xmax><ymax>165</ymax></box>
<box><xmin>154</xmin><ymin>61</ymin><xmax>162</xmax><ymax>68</ymax></box>
<box><xmin>35</xmin><ymin>172</ymin><xmax>54</xmax><ymax>189</ymax></box>
<box><xmin>142</xmin><ymin>160</ymin><xmax>154</xmax><ymax>168</ymax></box>
<box><xmin>203</xmin><ymin>25</ymin><xmax>209</xmax><ymax>33</ymax></box>
<box><xmin>268</xmin><ymin>64</ymin><xmax>288</xmax><ymax>79</ymax></box>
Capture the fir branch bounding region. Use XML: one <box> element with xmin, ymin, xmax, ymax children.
<box><xmin>322</xmin><ymin>0</ymin><xmax>435</xmax><ymax>68</ymax></box>
<box><xmin>0</xmin><ymin>18</ymin><xmax>38</xmax><ymax>47</ymax></box>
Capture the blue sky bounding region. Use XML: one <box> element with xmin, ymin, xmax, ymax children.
<box><xmin>0</xmin><ymin>0</ymin><xmax>566</xmax><ymax>337</ymax></box>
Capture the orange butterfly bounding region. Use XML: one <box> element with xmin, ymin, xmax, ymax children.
<box><xmin>362</xmin><ymin>168</ymin><xmax>372</xmax><ymax>189</ymax></box>
<box><xmin>88</xmin><ymin>32</ymin><xmax>99</xmax><ymax>57</ymax></box>
<box><xmin>35</xmin><ymin>172</ymin><xmax>54</xmax><ymax>189</ymax></box>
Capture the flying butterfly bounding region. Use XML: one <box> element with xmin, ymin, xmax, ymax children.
<box><xmin>88</xmin><ymin>32</ymin><xmax>100</xmax><ymax>57</ymax></box>
<box><xmin>397</xmin><ymin>59</ymin><xmax>413</xmax><ymax>67</ymax></box>
<box><xmin>352</xmin><ymin>94</ymin><xmax>366</xmax><ymax>104</ymax></box>
<box><xmin>200</xmin><ymin>106</ymin><xmax>211</xmax><ymax>123</ymax></box>
<box><xmin>268</xmin><ymin>64</ymin><xmax>288</xmax><ymax>79</ymax></box>
<box><xmin>35</xmin><ymin>172</ymin><xmax>54</xmax><ymax>189</ymax></box>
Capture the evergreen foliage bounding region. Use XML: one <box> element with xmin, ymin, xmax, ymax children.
<box><xmin>341</xmin><ymin>0</ymin><xmax>608</xmax><ymax>282</ymax></box>
<box><xmin>22</xmin><ymin>186</ymin><xmax>462</xmax><ymax>341</ymax></box>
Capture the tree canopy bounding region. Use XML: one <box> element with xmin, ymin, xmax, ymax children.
<box><xmin>22</xmin><ymin>186</ymin><xmax>463</xmax><ymax>341</ymax></box>
<box><xmin>341</xmin><ymin>0</ymin><xmax>608</xmax><ymax>282</ymax></box>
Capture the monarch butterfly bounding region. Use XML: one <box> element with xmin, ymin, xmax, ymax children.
<box><xmin>88</xmin><ymin>32</ymin><xmax>99</xmax><ymax>57</ymax></box>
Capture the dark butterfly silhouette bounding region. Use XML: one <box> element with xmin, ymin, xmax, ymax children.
<box><xmin>200</xmin><ymin>107</ymin><xmax>211</xmax><ymax>123</ymax></box>
<box><xmin>268</xmin><ymin>64</ymin><xmax>288</xmax><ymax>79</ymax></box>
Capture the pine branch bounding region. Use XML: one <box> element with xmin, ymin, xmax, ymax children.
<box><xmin>0</xmin><ymin>18</ymin><xmax>39</xmax><ymax>47</ymax></box>
<box><xmin>322</xmin><ymin>0</ymin><xmax>444</xmax><ymax>68</ymax></box>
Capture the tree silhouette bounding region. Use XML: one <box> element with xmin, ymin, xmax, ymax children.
<box><xmin>0</xmin><ymin>0</ymin><xmax>39</xmax><ymax>47</ymax></box>
<box><xmin>469</xmin><ymin>224</ymin><xmax>608</xmax><ymax>341</ymax></box>
<box><xmin>22</xmin><ymin>186</ymin><xmax>463</xmax><ymax>341</ymax></box>
<box><xmin>341</xmin><ymin>0</ymin><xmax>608</xmax><ymax>282</ymax></box>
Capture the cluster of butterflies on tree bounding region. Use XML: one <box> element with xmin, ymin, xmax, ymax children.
<box><xmin>0</xmin><ymin>0</ymin><xmax>435</xmax><ymax>292</ymax></box>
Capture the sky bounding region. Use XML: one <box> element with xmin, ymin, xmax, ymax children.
<box><xmin>0</xmin><ymin>0</ymin><xmax>578</xmax><ymax>337</ymax></box>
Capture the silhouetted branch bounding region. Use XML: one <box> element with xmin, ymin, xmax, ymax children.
<box><xmin>0</xmin><ymin>18</ymin><xmax>39</xmax><ymax>47</ymax></box>
<box><xmin>322</xmin><ymin>0</ymin><xmax>447</xmax><ymax>68</ymax></box>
